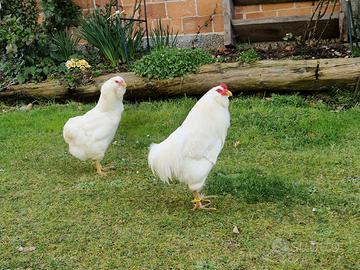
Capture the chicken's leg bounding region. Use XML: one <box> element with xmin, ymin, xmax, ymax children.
<box><xmin>192</xmin><ymin>191</ymin><xmax>216</xmax><ymax>211</ymax></box>
<box><xmin>95</xmin><ymin>160</ymin><xmax>106</xmax><ymax>176</ymax></box>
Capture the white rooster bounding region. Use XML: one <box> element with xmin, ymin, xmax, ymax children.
<box><xmin>148</xmin><ymin>83</ymin><xmax>232</xmax><ymax>210</ymax></box>
<box><xmin>63</xmin><ymin>76</ymin><xmax>127</xmax><ymax>175</ymax></box>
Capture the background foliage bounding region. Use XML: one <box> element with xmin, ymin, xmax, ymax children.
<box><xmin>0</xmin><ymin>0</ymin><xmax>81</xmax><ymax>87</ymax></box>
<box><xmin>41</xmin><ymin>0</ymin><xmax>81</xmax><ymax>33</ymax></box>
<box><xmin>132</xmin><ymin>48</ymin><xmax>215</xmax><ymax>79</ymax></box>
<box><xmin>79</xmin><ymin>0</ymin><xmax>144</xmax><ymax>67</ymax></box>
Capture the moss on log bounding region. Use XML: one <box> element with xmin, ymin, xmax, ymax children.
<box><xmin>1</xmin><ymin>58</ymin><xmax>360</xmax><ymax>100</ymax></box>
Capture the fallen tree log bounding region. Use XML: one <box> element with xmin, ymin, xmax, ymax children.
<box><xmin>1</xmin><ymin>58</ymin><xmax>360</xmax><ymax>100</ymax></box>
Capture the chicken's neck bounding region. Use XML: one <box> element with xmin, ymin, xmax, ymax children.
<box><xmin>96</xmin><ymin>96</ymin><xmax>124</xmax><ymax>113</ymax></box>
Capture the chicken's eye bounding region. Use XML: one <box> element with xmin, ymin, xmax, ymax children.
<box><xmin>216</xmin><ymin>89</ymin><xmax>225</xmax><ymax>95</ymax></box>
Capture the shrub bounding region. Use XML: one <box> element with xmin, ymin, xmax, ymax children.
<box><xmin>132</xmin><ymin>48</ymin><xmax>215</xmax><ymax>79</ymax></box>
<box><xmin>353</xmin><ymin>47</ymin><xmax>360</xmax><ymax>57</ymax></box>
<box><xmin>79</xmin><ymin>0</ymin><xmax>144</xmax><ymax>67</ymax></box>
<box><xmin>41</xmin><ymin>0</ymin><xmax>82</xmax><ymax>33</ymax></box>
<box><xmin>0</xmin><ymin>0</ymin><xmax>82</xmax><ymax>86</ymax></box>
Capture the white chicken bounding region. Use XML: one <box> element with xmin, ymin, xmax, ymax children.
<box><xmin>63</xmin><ymin>76</ymin><xmax>127</xmax><ymax>175</ymax></box>
<box><xmin>148</xmin><ymin>83</ymin><xmax>232</xmax><ymax>210</ymax></box>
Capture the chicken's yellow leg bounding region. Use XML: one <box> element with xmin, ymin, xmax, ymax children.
<box><xmin>192</xmin><ymin>191</ymin><xmax>216</xmax><ymax>211</ymax></box>
<box><xmin>95</xmin><ymin>161</ymin><xmax>106</xmax><ymax>175</ymax></box>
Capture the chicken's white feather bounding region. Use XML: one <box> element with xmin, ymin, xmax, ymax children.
<box><xmin>63</xmin><ymin>76</ymin><xmax>126</xmax><ymax>162</ymax></box>
<box><xmin>148</xmin><ymin>86</ymin><xmax>231</xmax><ymax>192</ymax></box>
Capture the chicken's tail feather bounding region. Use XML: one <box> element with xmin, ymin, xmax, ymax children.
<box><xmin>148</xmin><ymin>142</ymin><xmax>180</xmax><ymax>184</ymax></box>
<box><xmin>63</xmin><ymin>126</ymin><xmax>74</xmax><ymax>143</ymax></box>
<box><xmin>63</xmin><ymin>119</ymin><xmax>80</xmax><ymax>144</ymax></box>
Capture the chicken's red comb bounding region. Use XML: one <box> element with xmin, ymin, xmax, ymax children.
<box><xmin>220</xmin><ymin>82</ymin><xmax>228</xmax><ymax>89</ymax></box>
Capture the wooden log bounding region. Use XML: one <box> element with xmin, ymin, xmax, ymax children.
<box><xmin>1</xmin><ymin>58</ymin><xmax>360</xmax><ymax>101</ymax></box>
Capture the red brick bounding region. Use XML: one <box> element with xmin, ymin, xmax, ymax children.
<box><xmin>167</xmin><ymin>0</ymin><xmax>196</xmax><ymax>18</ymax></box>
<box><xmin>145</xmin><ymin>3</ymin><xmax>166</xmax><ymax>19</ymax></box>
<box><xmin>261</xmin><ymin>3</ymin><xmax>295</xmax><ymax>11</ymax></box>
<box><xmin>245</xmin><ymin>11</ymin><xmax>276</xmax><ymax>20</ymax></box>
<box><xmin>197</xmin><ymin>0</ymin><xmax>223</xmax><ymax>16</ymax></box>
<box><xmin>161</xmin><ymin>18</ymin><xmax>183</xmax><ymax>33</ymax></box>
<box><xmin>121</xmin><ymin>0</ymin><xmax>136</xmax><ymax>5</ymax></box>
<box><xmin>73</xmin><ymin>0</ymin><xmax>86</xmax><ymax>8</ymax></box>
<box><xmin>183</xmin><ymin>16</ymin><xmax>213</xmax><ymax>34</ymax></box>
<box><xmin>151</xmin><ymin>18</ymin><xmax>183</xmax><ymax>34</ymax></box>
<box><xmin>234</xmin><ymin>13</ymin><xmax>243</xmax><ymax>20</ymax></box>
<box><xmin>121</xmin><ymin>5</ymin><xmax>136</xmax><ymax>16</ymax></box>
<box><xmin>235</xmin><ymin>5</ymin><xmax>260</xmax><ymax>13</ymax></box>
<box><xmin>295</xmin><ymin>1</ymin><xmax>316</xmax><ymax>8</ymax></box>
<box><xmin>278</xmin><ymin>7</ymin><xmax>312</xmax><ymax>17</ymax></box>
<box><xmin>316</xmin><ymin>3</ymin><xmax>340</xmax><ymax>15</ymax></box>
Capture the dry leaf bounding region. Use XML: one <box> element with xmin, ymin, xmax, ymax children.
<box><xmin>233</xmin><ymin>141</ymin><xmax>241</xmax><ymax>148</ymax></box>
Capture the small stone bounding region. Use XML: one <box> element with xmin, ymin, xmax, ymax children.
<box><xmin>19</xmin><ymin>103</ymin><xmax>33</xmax><ymax>112</ymax></box>
<box><xmin>312</xmin><ymin>207</ymin><xmax>317</xmax><ymax>212</ymax></box>
<box><xmin>18</xmin><ymin>246</ymin><xmax>36</xmax><ymax>253</ymax></box>
<box><xmin>284</xmin><ymin>45</ymin><xmax>294</xmax><ymax>52</ymax></box>
<box><xmin>232</xmin><ymin>226</ymin><xmax>240</xmax><ymax>234</ymax></box>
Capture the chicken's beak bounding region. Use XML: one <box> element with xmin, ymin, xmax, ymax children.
<box><xmin>122</xmin><ymin>82</ymin><xmax>127</xmax><ymax>88</ymax></box>
<box><xmin>226</xmin><ymin>90</ymin><xmax>233</xmax><ymax>97</ymax></box>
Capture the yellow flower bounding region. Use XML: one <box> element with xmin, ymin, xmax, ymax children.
<box><xmin>75</xmin><ymin>59</ymin><xmax>91</xmax><ymax>69</ymax></box>
<box><xmin>66</xmin><ymin>58</ymin><xmax>90</xmax><ymax>70</ymax></box>
<box><xmin>65</xmin><ymin>60</ymin><xmax>75</xmax><ymax>69</ymax></box>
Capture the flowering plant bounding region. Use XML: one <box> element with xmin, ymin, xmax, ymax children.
<box><xmin>64</xmin><ymin>58</ymin><xmax>92</xmax><ymax>89</ymax></box>
<box><xmin>65</xmin><ymin>58</ymin><xmax>91</xmax><ymax>71</ymax></box>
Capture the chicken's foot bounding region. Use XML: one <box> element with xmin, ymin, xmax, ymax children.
<box><xmin>95</xmin><ymin>161</ymin><xmax>107</xmax><ymax>176</ymax></box>
<box><xmin>191</xmin><ymin>191</ymin><xmax>216</xmax><ymax>211</ymax></box>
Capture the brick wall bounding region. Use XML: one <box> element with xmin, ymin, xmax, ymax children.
<box><xmin>63</xmin><ymin>1</ymin><xmax>341</xmax><ymax>37</ymax></box>
<box><xmin>73</xmin><ymin>0</ymin><xmax>224</xmax><ymax>35</ymax></box>
<box><xmin>234</xmin><ymin>1</ymin><xmax>340</xmax><ymax>20</ymax></box>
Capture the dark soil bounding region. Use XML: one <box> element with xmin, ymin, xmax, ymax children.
<box><xmin>212</xmin><ymin>42</ymin><xmax>352</xmax><ymax>62</ymax></box>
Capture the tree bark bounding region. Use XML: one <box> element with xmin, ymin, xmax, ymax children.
<box><xmin>1</xmin><ymin>58</ymin><xmax>360</xmax><ymax>101</ymax></box>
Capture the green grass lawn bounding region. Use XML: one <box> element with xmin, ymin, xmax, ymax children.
<box><xmin>0</xmin><ymin>96</ymin><xmax>359</xmax><ymax>269</ymax></box>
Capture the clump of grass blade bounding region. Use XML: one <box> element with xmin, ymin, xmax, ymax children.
<box><xmin>150</xmin><ymin>19</ymin><xmax>178</xmax><ymax>50</ymax></box>
<box><xmin>79</xmin><ymin>0</ymin><xmax>144</xmax><ymax>67</ymax></box>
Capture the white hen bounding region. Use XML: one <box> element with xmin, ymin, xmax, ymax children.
<box><xmin>63</xmin><ymin>76</ymin><xmax>127</xmax><ymax>175</ymax></box>
<box><xmin>148</xmin><ymin>83</ymin><xmax>232</xmax><ymax>210</ymax></box>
